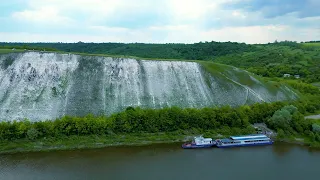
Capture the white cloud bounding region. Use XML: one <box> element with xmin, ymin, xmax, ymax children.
<box><xmin>148</xmin><ymin>25</ymin><xmax>291</xmax><ymax>44</ymax></box>
<box><xmin>1</xmin><ymin>25</ymin><xmax>318</xmax><ymax>44</ymax></box>
<box><xmin>232</xmin><ymin>11</ymin><xmax>247</xmax><ymax>19</ymax></box>
<box><xmin>149</xmin><ymin>25</ymin><xmax>192</xmax><ymax>31</ymax></box>
<box><xmin>15</xmin><ymin>0</ymin><xmax>163</xmax><ymax>24</ymax></box>
<box><xmin>89</xmin><ymin>26</ymin><xmax>129</xmax><ymax>33</ymax></box>
<box><xmin>201</xmin><ymin>26</ymin><xmax>288</xmax><ymax>44</ymax></box>
<box><xmin>3</xmin><ymin>0</ymin><xmax>320</xmax><ymax>43</ymax></box>
<box><xmin>167</xmin><ymin>0</ymin><xmax>215</xmax><ymax>21</ymax></box>
<box><xmin>12</xmin><ymin>0</ymin><xmax>231</xmax><ymax>25</ymax></box>
<box><xmin>12</xmin><ymin>5</ymin><xmax>73</xmax><ymax>24</ymax></box>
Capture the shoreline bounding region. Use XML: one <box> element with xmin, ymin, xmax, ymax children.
<box><xmin>0</xmin><ymin>133</ymin><xmax>200</xmax><ymax>155</ymax></box>
<box><xmin>1</xmin><ymin>133</ymin><xmax>319</xmax><ymax>155</ymax></box>
<box><xmin>275</xmin><ymin>137</ymin><xmax>320</xmax><ymax>148</ymax></box>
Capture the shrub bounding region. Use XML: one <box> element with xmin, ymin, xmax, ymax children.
<box><xmin>27</xmin><ymin>128</ymin><xmax>39</xmax><ymax>140</ymax></box>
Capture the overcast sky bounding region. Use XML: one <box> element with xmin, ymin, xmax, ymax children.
<box><xmin>0</xmin><ymin>0</ymin><xmax>319</xmax><ymax>44</ymax></box>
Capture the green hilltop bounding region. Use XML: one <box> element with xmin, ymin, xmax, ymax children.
<box><xmin>1</xmin><ymin>40</ymin><xmax>319</xmax><ymax>83</ymax></box>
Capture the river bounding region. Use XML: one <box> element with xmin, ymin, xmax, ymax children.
<box><xmin>0</xmin><ymin>142</ymin><xmax>319</xmax><ymax>180</ymax></box>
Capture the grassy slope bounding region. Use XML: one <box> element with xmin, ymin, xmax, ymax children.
<box><xmin>0</xmin><ymin>49</ymin><xmax>24</xmax><ymax>54</ymax></box>
<box><xmin>312</xmin><ymin>82</ymin><xmax>320</xmax><ymax>88</ymax></box>
<box><xmin>0</xmin><ymin>129</ymin><xmax>250</xmax><ymax>155</ymax></box>
<box><xmin>0</xmin><ymin>133</ymin><xmax>189</xmax><ymax>154</ymax></box>
<box><xmin>302</xmin><ymin>43</ymin><xmax>320</xmax><ymax>47</ymax></box>
<box><xmin>0</xmin><ymin>49</ymin><xmax>298</xmax><ymax>100</ymax></box>
<box><xmin>199</xmin><ymin>61</ymin><xmax>296</xmax><ymax>99</ymax></box>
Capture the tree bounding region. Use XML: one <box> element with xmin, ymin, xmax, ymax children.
<box><xmin>282</xmin><ymin>105</ymin><xmax>298</xmax><ymax>114</ymax></box>
<box><xmin>277</xmin><ymin>129</ymin><xmax>285</xmax><ymax>138</ymax></box>
<box><xmin>268</xmin><ymin>105</ymin><xmax>298</xmax><ymax>131</ymax></box>
<box><xmin>312</xmin><ymin>124</ymin><xmax>320</xmax><ymax>133</ymax></box>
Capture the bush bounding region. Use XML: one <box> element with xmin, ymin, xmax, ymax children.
<box><xmin>312</xmin><ymin>124</ymin><xmax>320</xmax><ymax>133</ymax></box>
<box><xmin>27</xmin><ymin>128</ymin><xmax>40</xmax><ymax>140</ymax></box>
<box><xmin>277</xmin><ymin>129</ymin><xmax>285</xmax><ymax>138</ymax></box>
<box><xmin>315</xmin><ymin>134</ymin><xmax>320</xmax><ymax>142</ymax></box>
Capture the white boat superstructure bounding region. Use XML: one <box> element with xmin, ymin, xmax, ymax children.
<box><xmin>194</xmin><ymin>136</ymin><xmax>213</xmax><ymax>145</ymax></box>
<box><xmin>216</xmin><ymin>134</ymin><xmax>273</xmax><ymax>148</ymax></box>
<box><xmin>182</xmin><ymin>136</ymin><xmax>216</xmax><ymax>149</ymax></box>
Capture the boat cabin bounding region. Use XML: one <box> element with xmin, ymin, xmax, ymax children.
<box><xmin>230</xmin><ymin>134</ymin><xmax>269</xmax><ymax>141</ymax></box>
<box><xmin>193</xmin><ymin>136</ymin><xmax>213</xmax><ymax>145</ymax></box>
<box><xmin>216</xmin><ymin>134</ymin><xmax>270</xmax><ymax>144</ymax></box>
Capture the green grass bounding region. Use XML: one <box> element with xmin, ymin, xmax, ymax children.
<box><xmin>0</xmin><ymin>133</ymin><xmax>182</xmax><ymax>154</ymax></box>
<box><xmin>0</xmin><ymin>49</ymin><xmax>24</xmax><ymax>54</ymax></box>
<box><xmin>199</xmin><ymin>61</ymin><xmax>298</xmax><ymax>99</ymax></box>
<box><xmin>0</xmin><ymin>48</ymin><xmax>199</xmax><ymax>62</ymax></box>
<box><xmin>301</xmin><ymin>43</ymin><xmax>320</xmax><ymax>51</ymax></box>
<box><xmin>68</xmin><ymin>51</ymin><xmax>203</xmax><ymax>63</ymax></box>
<box><xmin>0</xmin><ymin>133</ymin><xmax>187</xmax><ymax>154</ymax></box>
<box><xmin>1</xmin><ymin>129</ymin><xmax>319</xmax><ymax>154</ymax></box>
<box><xmin>0</xmin><ymin>128</ymin><xmax>254</xmax><ymax>155</ymax></box>
<box><xmin>198</xmin><ymin>61</ymin><xmax>241</xmax><ymax>89</ymax></box>
<box><xmin>312</xmin><ymin>119</ymin><xmax>320</xmax><ymax>125</ymax></box>
<box><xmin>303</xmin><ymin>43</ymin><xmax>320</xmax><ymax>47</ymax></box>
<box><xmin>276</xmin><ymin>133</ymin><xmax>320</xmax><ymax>148</ymax></box>
<box><xmin>312</xmin><ymin>82</ymin><xmax>320</xmax><ymax>88</ymax></box>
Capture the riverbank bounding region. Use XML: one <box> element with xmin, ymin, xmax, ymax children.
<box><xmin>1</xmin><ymin>131</ymin><xmax>319</xmax><ymax>155</ymax></box>
<box><xmin>276</xmin><ymin>136</ymin><xmax>320</xmax><ymax>148</ymax></box>
<box><xmin>0</xmin><ymin>131</ymin><xmax>215</xmax><ymax>155</ymax></box>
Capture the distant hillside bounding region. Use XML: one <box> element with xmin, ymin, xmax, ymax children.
<box><xmin>0</xmin><ymin>41</ymin><xmax>319</xmax><ymax>83</ymax></box>
<box><xmin>0</xmin><ymin>41</ymin><xmax>257</xmax><ymax>60</ymax></box>
<box><xmin>214</xmin><ymin>42</ymin><xmax>320</xmax><ymax>83</ymax></box>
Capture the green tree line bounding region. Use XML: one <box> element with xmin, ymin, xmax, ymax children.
<box><xmin>0</xmin><ymin>45</ymin><xmax>58</xmax><ymax>52</ymax></box>
<box><xmin>0</xmin><ymin>41</ymin><xmax>256</xmax><ymax>60</ymax></box>
<box><xmin>0</xmin><ymin>97</ymin><xmax>319</xmax><ymax>142</ymax></box>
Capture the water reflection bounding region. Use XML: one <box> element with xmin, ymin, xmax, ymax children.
<box><xmin>272</xmin><ymin>142</ymin><xmax>294</xmax><ymax>156</ymax></box>
<box><xmin>0</xmin><ymin>142</ymin><xmax>319</xmax><ymax>180</ymax></box>
<box><xmin>272</xmin><ymin>142</ymin><xmax>320</xmax><ymax>157</ymax></box>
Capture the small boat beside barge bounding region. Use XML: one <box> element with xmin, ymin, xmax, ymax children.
<box><xmin>182</xmin><ymin>136</ymin><xmax>216</xmax><ymax>149</ymax></box>
<box><xmin>216</xmin><ymin>134</ymin><xmax>273</xmax><ymax>148</ymax></box>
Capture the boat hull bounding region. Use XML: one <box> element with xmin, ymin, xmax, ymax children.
<box><xmin>181</xmin><ymin>143</ymin><xmax>216</xmax><ymax>149</ymax></box>
<box><xmin>216</xmin><ymin>141</ymin><xmax>273</xmax><ymax>148</ymax></box>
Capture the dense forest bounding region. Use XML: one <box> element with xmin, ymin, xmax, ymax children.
<box><xmin>0</xmin><ymin>41</ymin><xmax>257</xmax><ymax>59</ymax></box>
<box><xmin>1</xmin><ymin>41</ymin><xmax>319</xmax><ymax>83</ymax></box>
<box><xmin>214</xmin><ymin>42</ymin><xmax>320</xmax><ymax>83</ymax></box>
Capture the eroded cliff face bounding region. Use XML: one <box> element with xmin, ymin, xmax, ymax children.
<box><xmin>0</xmin><ymin>52</ymin><xmax>298</xmax><ymax>121</ymax></box>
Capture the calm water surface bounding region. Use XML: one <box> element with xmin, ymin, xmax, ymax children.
<box><xmin>0</xmin><ymin>142</ymin><xmax>319</xmax><ymax>180</ymax></box>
